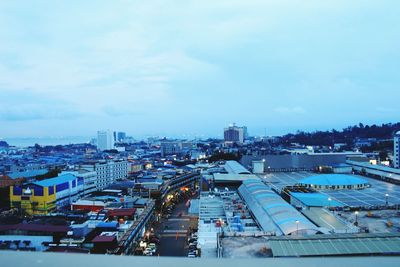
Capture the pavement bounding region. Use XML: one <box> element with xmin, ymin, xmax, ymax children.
<box><xmin>155</xmin><ymin>198</ymin><xmax>198</xmax><ymax>257</ymax></box>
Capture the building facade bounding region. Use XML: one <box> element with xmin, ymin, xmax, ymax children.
<box><xmin>224</xmin><ymin>124</ymin><xmax>245</xmax><ymax>144</ymax></box>
<box><xmin>394</xmin><ymin>131</ymin><xmax>400</xmax><ymax>168</ymax></box>
<box><xmin>81</xmin><ymin>160</ymin><xmax>128</xmax><ymax>190</ymax></box>
<box><xmin>97</xmin><ymin>130</ymin><xmax>115</xmax><ymax>151</ymax></box>
<box><xmin>10</xmin><ymin>174</ymin><xmax>85</xmax><ymax>215</ymax></box>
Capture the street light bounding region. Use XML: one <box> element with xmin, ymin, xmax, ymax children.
<box><xmin>328</xmin><ymin>197</ymin><xmax>332</xmax><ymax>210</ymax></box>
<box><xmin>295</xmin><ymin>220</ymin><xmax>300</xmax><ymax>235</ymax></box>
<box><xmin>385</xmin><ymin>193</ymin><xmax>389</xmax><ymax>206</ymax></box>
<box><xmin>355</xmin><ymin>211</ymin><xmax>359</xmax><ymax>226</ymax></box>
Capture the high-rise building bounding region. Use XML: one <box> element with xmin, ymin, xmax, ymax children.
<box><xmin>97</xmin><ymin>130</ymin><xmax>115</xmax><ymax>151</ymax></box>
<box><xmin>394</xmin><ymin>131</ymin><xmax>400</xmax><ymax>168</ymax></box>
<box><xmin>117</xmin><ymin>132</ymin><xmax>126</xmax><ymax>142</ymax></box>
<box><xmin>161</xmin><ymin>141</ymin><xmax>181</xmax><ymax>157</ymax></box>
<box><xmin>224</xmin><ymin>123</ymin><xmax>246</xmax><ymax>144</ymax></box>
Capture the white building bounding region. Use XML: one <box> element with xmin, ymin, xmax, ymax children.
<box><xmin>80</xmin><ymin>160</ymin><xmax>129</xmax><ymax>190</ymax></box>
<box><xmin>394</xmin><ymin>131</ymin><xmax>400</xmax><ymax>168</ymax></box>
<box><xmin>97</xmin><ymin>130</ymin><xmax>115</xmax><ymax>151</ymax></box>
<box><xmin>61</xmin><ymin>169</ymin><xmax>97</xmax><ymax>196</ymax></box>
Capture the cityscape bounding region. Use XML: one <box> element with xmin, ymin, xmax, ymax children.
<box><xmin>1</xmin><ymin>1</ymin><xmax>400</xmax><ymax>267</ymax></box>
<box><xmin>1</xmin><ymin>123</ymin><xmax>400</xmax><ymax>261</ymax></box>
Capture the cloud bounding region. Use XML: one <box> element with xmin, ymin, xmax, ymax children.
<box><xmin>0</xmin><ymin>89</ymin><xmax>82</xmax><ymax>121</ymax></box>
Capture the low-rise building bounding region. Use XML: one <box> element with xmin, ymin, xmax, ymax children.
<box><xmin>9</xmin><ymin>174</ymin><xmax>85</xmax><ymax>215</ymax></box>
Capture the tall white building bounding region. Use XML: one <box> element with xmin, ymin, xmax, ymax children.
<box><xmin>394</xmin><ymin>131</ymin><xmax>400</xmax><ymax>168</ymax></box>
<box><xmin>97</xmin><ymin>130</ymin><xmax>115</xmax><ymax>151</ymax></box>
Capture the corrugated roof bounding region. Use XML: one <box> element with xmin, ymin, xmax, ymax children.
<box><xmin>7</xmin><ymin>169</ymin><xmax>48</xmax><ymax>179</ymax></box>
<box><xmin>238</xmin><ymin>179</ymin><xmax>319</xmax><ymax>235</ymax></box>
<box><xmin>270</xmin><ymin>233</ymin><xmax>400</xmax><ymax>257</ymax></box>
<box><xmin>224</xmin><ymin>161</ymin><xmax>251</xmax><ymax>175</ymax></box>
<box><xmin>33</xmin><ymin>174</ymin><xmax>77</xmax><ymax>187</ymax></box>
<box><xmin>299</xmin><ymin>174</ymin><xmax>368</xmax><ymax>186</ymax></box>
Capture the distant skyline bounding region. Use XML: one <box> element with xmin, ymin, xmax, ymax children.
<box><xmin>1</xmin><ymin>1</ymin><xmax>399</xmax><ymax>138</ymax></box>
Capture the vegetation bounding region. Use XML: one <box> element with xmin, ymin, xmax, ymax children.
<box><xmin>208</xmin><ymin>152</ymin><xmax>241</xmax><ymax>162</ymax></box>
<box><xmin>280</xmin><ymin>122</ymin><xmax>400</xmax><ymax>147</ymax></box>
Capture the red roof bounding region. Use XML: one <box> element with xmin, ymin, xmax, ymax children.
<box><xmin>92</xmin><ymin>235</ymin><xmax>117</xmax><ymax>243</ymax></box>
<box><xmin>107</xmin><ymin>208</ymin><xmax>136</xmax><ymax>217</ymax></box>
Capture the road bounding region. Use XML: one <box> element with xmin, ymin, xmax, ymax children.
<box><xmin>155</xmin><ymin>200</ymin><xmax>197</xmax><ymax>256</ymax></box>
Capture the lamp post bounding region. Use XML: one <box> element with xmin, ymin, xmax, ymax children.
<box><xmin>385</xmin><ymin>193</ymin><xmax>389</xmax><ymax>206</ymax></box>
<box><xmin>295</xmin><ymin>220</ymin><xmax>299</xmax><ymax>235</ymax></box>
<box><xmin>355</xmin><ymin>211</ymin><xmax>359</xmax><ymax>226</ymax></box>
<box><xmin>328</xmin><ymin>197</ymin><xmax>332</xmax><ymax>211</ymax></box>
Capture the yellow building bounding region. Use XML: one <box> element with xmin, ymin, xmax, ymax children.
<box><xmin>10</xmin><ymin>174</ymin><xmax>80</xmax><ymax>215</ymax></box>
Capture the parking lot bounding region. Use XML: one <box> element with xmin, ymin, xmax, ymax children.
<box><xmin>261</xmin><ymin>172</ymin><xmax>400</xmax><ymax>208</ymax></box>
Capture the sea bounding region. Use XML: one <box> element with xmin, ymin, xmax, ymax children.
<box><xmin>1</xmin><ymin>136</ymin><xmax>93</xmax><ymax>147</ymax></box>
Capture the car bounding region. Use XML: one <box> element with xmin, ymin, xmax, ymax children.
<box><xmin>143</xmin><ymin>248</ymin><xmax>153</xmax><ymax>256</ymax></box>
<box><xmin>146</xmin><ymin>246</ymin><xmax>156</xmax><ymax>253</ymax></box>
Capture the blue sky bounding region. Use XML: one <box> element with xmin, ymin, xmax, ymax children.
<box><xmin>0</xmin><ymin>0</ymin><xmax>399</xmax><ymax>139</ymax></box>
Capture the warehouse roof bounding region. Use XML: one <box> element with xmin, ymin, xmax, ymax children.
<box><xmin>238</xmin><ymin>179</ymin><xmax>319</xmax><ymax>235</ymax></box>
<box><xmin>269</xmin><ymin>233</ymin><xmax>400</xmax><ymax>257</ymax></box>
<box><xmin>224</xmin><ymin>161</ymin><xmax>251</xmax><ymax>175</ymax></box>
<box><xmin>299</xmin><ymin>174</ymin><xmax>368</xmax><ymax>186</ymax></box>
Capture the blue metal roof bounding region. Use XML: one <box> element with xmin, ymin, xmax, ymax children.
<box><xmin>291</xmin><ymin>192</ymin><xmax>344</xmax><ymax>207</ymax></box>
<box><xmin>8</xmin><ymin>169</ymin><xmax>48</xmax><ymax>179</ymax></box>
<box><xmin>299</xmin><ymin>174</ymin><xmax>368</xmax><ymax>186</ymax></box>
<box><xmin>33</xmin><ymin>174</ymin><xmax>77</xmax><ymax>187</ymax></box>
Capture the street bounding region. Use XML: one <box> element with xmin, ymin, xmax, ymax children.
<box><xmin>155</xmin><ymin>198</ymin><xmax>197</xmax><ymax>256</ymax></box>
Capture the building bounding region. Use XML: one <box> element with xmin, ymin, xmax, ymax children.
<box><xmin>10</xmin><ymin>174</ymin><xmax>85</xmax><ymax>215</ymax></box>
<box><xmin>394</xmin><ymin>131</ymin><xmax>400</xmax><ymax>168</ymax></box>
<box><xmin>238</xmin><ymin>179</ymin><xmax>319</xmax><ymax>235</ymax></box>
<box><xmin>61</xmin><ymin>170</ymin><xmax>97</xmax><ymax>196</ymax></box>
<box><xmin>81</xmin><ymin>160</ymin><xmax>128</xmax><ymax>190</ymax></box>
<box><xmin>97</xmin><ymin>130</ymin><xmax>115</xmax><ymax>151</ymax></box>
<box><xmin>160</xmin><ymin>141</ymin><xmax>181</xmax><ymax>157</ymax></box>
<box><xmin>224</xmin><ymin>124</ymin><xmax>246</xmax><ymax>144</ymax></box>
<box><xmin>117</xmin><ymin>132</ymin><xmax>126</xmax><ymax>142</ymax></box>
<box><xmin>297</xmin><ymin>174</ymin><xmax>369</xmax><ymax>190</ymax></box>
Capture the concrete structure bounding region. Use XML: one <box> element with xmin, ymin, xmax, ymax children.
<box><xmin>297</xmin><ymin>174</ymin><xmax>369</xmax><ymax>190</ymax></box>
<box><xmin>394</xmin><ymin>131</ymin><xmax>400</xmax><ymax>168</ymax></box>
<box><xmin>97</xmin><ymin>130</ymin><xmax>115</xmax><ymax>151</ymax></box>
<box><xmin>252</xmin><ymin>160</ymin><xmax>265</xmax><ymax>174</ymax></box>
<box><xmin>241</xmin><ymin>152</ymin><xmax>363</xmax><ymax>172</ymax></box>
<box><xmin>61</xmin><ymin>170</ymin><xmax>97</xmax><ymax>196</ymax></box>
<box><xmin>224</xmin><ymin>124</ymin><xmax>246</xmax><ymax>144</ymax></box>
<box><xmin>160</xmin><ymin>141</ymin><xmax>181</xmax><ymax>157</ymax></box>
<box><xmin>10</xmin><ymin>174</ymin><xmax>85</xmax><ymax>215</ymax></box>
<box><xmin>348</xmin><ymin>160</ymin><xmax>400</xmax><ymax>184</ymax></box>
<box><xmin>116</xmin><ymin>132</ymin><xmax>126</xmax><ymax>142</ymax></box>
<box><xmin>81</xmin><ymin>160</ymin><xmax>128</xmax><ymax>190</ymax></box>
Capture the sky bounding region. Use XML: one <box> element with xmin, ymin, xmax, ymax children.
<box><xmin>0</xmin><ymin>0</ymin><xmax>399</xmax><ymax>139</ymax></box>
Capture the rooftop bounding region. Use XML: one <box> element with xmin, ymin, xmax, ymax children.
<box><xmin>299</xmin><ymin>174</ymin><xmax>368</xmax><ymax>186</ymax></box>
<box><xmin>33</xmin><ymin>174</ymin><xmax>77</xmax><ymax>187</ymax></box>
